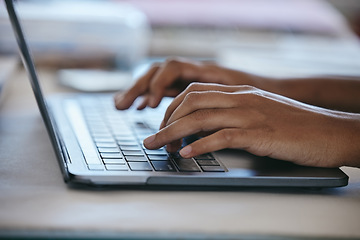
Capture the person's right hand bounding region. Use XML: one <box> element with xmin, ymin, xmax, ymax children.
<box><xmin>114</xmin><ymin>58</ymin><xmax>258</xmax><ymax>110</ymax></box>
<box><xmin>143</xmin><ymin>83</ymin><xmax>360</xmax><ymax>168</ymax></box>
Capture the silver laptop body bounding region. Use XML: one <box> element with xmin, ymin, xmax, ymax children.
<box><xmin>5</xmin><ymin>0</ymin><xmax>348</xmax><ymax>188</ymax></box>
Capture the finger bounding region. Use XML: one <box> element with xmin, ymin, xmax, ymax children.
<box><xmin>167</xmin><ymin>91</ymin><xmax>240</xmax><ymax>126</ymax></box>
<box><xmin>161</xmin><ymin>83</ymin><xmax>253</xmax><ymax>128</ymax></box>
<box><xmin>144</xmin><ymin>108</ymin><xmax>246</xmax><ymax>149</ymax></box>
<box><xmin>163</xmin><ymin>89</ymin><xmax>183</xmax><ymax>97</ymax></box>
<box><xmin>161</xmin><ymin>83</ymin><xmax>225</xmax><ymax>128</ymax></box>
<box><xmin>136</xmin><ymin>95</ymin><xmax>150</xmax><ymax>110</ymax></box>
<box><xmin>165</xmin><ymin>140</ymin><xmax>183</xmax><ymax>153</ymax></box>
<box><xmin>114</xmin><ymin>63</ymin><xmax>160</xmax><ymax>110</ymax></box>
<box><xmin>147</xmin><ymin>58</ymin><xmax>203</xmax><ymax>108</ymax></box>
<box><xmin>179</xmin><ymin>128</ymin><xmax>251</xmax><ymax>158</ymax></box>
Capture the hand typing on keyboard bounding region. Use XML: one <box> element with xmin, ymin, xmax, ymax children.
<box><xmin>115</xmin><ymin>58</ymin><xmax>360</xmax><ymax>168</ymax></box>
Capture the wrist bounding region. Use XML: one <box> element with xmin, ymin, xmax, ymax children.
<box><xmin>331</xmin><ymin>112</ymin><xmax>360</xmax><ymax>168</ymax></box>
<box><xmin>221</xmin><ymin>67</ymin><xmax>271</xmax><ymax>88</ymax></box>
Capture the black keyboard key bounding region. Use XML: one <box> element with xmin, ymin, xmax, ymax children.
<box><xmin>105</xmin><ymin>165</ymin><xmax>128</xmax><ymax>171</ymax></box>
<box><xmin>196</xmin><ymin>160</ymin><xmax>220</xmax><ymax>166</ymax></box>
<box><xmin>172</xmin><ymin>157</ymin><xmax>201</xmax><ymax>172</ymax></box>
<box><xmin>125</xmin><ymin>156</ymin><xmax>148</xmax><ymax>162</ymax></box>
<box><xmin>201</xmin><ymin>166</ymin><xmax>225</xmax><ymax>172</ymax></box>
<box><xmin>128</xmin><ymin>162</ymin><xmax>153</xmax><ymax>171</ymax></box>
<box><xmin>151</xmin><ymin>161</ymin><xmax>176</xmax><ymax>171</ymax></box>
<box><xmin>194</xmin><ymin>153</ymin><xmax>214</xmax><ymax>160</ymax></box>
<box><xmin>147</xmin><ymin>155</ymin><xmax>169</xmax><ymax>161</ymax></box>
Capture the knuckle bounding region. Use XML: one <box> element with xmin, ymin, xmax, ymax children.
<box><xmin>149</xmin><ymin>62</ymin><xmax>161</xmax><ymax>70</ymax></box>
<box><xmin>219</xmin><ymin>129</ymin><xmax>236</xmax><ymax>147</ymax></box>
<box><xmin>183</xmin><ymin>91</ymin><xmax>201</xmax><ymax>104</ymax></box>
<box><xmin>191</xmin><ymin>109</ymin><xmax>211</xmax><ymax>124</ymax></box>
<box><xmin>149</xmin><ymin>79</ymin><xmax>159</xmax><ymax>90</ymax></box>
<box><xmin>165</xmin><ymin>57</ymin><xmax>183</xmax><ymax>67</ymax></box>
<box><xmin>186</xmin><ymin>82</ymin><xmax>205</xmax><ymax>92</ymax></box>
<box><xmin>238</xmin><ymin>91</ymin><xmax>263</xmax><ymax>103</ymax></box>
<box><xmin>240</xmin><ymin>85</ymin><xmax>257</xmax><ymax>91</ymax></box>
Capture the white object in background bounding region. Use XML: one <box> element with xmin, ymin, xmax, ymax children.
<box><xmin>0</xmin><ymin>1</ymin><xmax>151</xmax><ymax>69</ymax></box>
<box><xmin>217</xmin><ymin>36</ymin><xmax>360</xmax><ymax>78</ymax></box>
<box><xmin>57</xmin><ymin>69</ymin><xmax>133</xmax><ymax>92</ymax></box>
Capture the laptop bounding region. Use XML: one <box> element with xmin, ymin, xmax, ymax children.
<box><xmin>5</xmin><ymin>0</ymin><xmax>348</xmax><ymax>188</ymax></box>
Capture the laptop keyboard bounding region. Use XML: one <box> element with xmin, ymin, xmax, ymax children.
<box><xmin>78</xmin><ymin>96</ymin><xmax>225</xmax><ymax>173</ymax></box>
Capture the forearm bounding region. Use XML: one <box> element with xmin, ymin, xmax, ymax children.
<box><xmin>222</xmin><ymin>66</ymin><xmax>360</xmax><ymax>113</ymax></box>
<box><xmin>263</xmin><ymin>76</ymin><xmax>360</xmax><ymax>113</ymax></box>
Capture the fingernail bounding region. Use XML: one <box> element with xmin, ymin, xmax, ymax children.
<box><xmin>143</xmin><ymin>135</ymin><xmax>156</xmax><ymax>147</ymax></box>
<box><xmin>180</xmin><ymin>145</ymin><xmax>192</xmax><ymax>157</ymax></box>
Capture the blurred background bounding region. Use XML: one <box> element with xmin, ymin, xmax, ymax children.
<box><xmin>1</xmin><ymin>0</ymin><xmax>360</xmax><ymax>92</ymax></box>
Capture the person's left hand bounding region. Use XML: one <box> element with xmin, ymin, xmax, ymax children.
<box><xmin>143</xmin><ymin>83</ymin><xmax>358</xmax><ymax>168</ymax></box>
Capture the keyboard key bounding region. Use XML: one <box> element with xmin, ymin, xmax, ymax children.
<box><xmin>105</xmin><ymin>165</ymin><xmax>128</xmax><ymax>171</ymax></box>
<box><xmin>117</xmin><ymin>140</ymin><xmax>138</xmax><ymax>145</ymax></box>
<box><xmin>147</xmin><ymin>155</ymin><xmax>169</xmax><ymax>161</ymax></box>
<box><xmin>122</xmin><ymin>150</ymin><xmax>144</xmax><ymax>156</ymax></box>
<box><xmin>119</xmin><ymin>145</ymin><xmax>142</xmax><ymax>151</ymax></box>
<box><xmin>114</xmin><ymin>136</ymin><xmax>137</xmax><ymax>141</ymax></box>
<box><xmin>151</xmin><ymin>161</ymin><xmax>176</xmax><ymax>171</ymax></box>
<box><xmin>196</xmin><ymin>160</ymin><xmax>220</xmax><ymax>166</ymax></box>
<box><xmin>98</xmin><ymin>147</ymin><xmax>120</xmax><ymax>153</ymax></box>
<box><xmin>103</xmin><ymin>158</ymin><xmax>126</xmax><ymax>164</ymax></box>
<box><xmin>172</xmin><ymin>157</ymin><xmax>201</xmax><ymax>172</ymax></box>
<box><xmin>136</xmin><ymin>133</ymin><xmax>154</xmax><ymax>140</ymax></box>
<box><xmin>134</xmin><ymin>122</ymin><xmax>149</xmax><ymax>129</ymax></box>
<box><xmin>201</xmin><ymin>166</ymin><xmax>225</xmax><ymax>172</ymax></box>
<box><xmin>113</xmin><ymin>133</ymin><xmax>133</xmax><ymax>139</ymax></box>
<box><xmin>96</xmin><ymin>142</ymin><xmax>118</xmax><ymax>148</ymax></box>
<box><xmin>94</xmin><ymin>137</ymin><xmax>115</xmax><ymax>143</ymax></box>
<box><xmin>194</xmin><ymin>153</ymin><xmax>214</xmax><ymax>160</ymax></box>
<box><xmin>92</xmin><ymin>133</ymin><xmax>113</xmax><ymax>138</ymax></box>
<box><xmin>145</xmin><ymin>149</ymin><xmax>167</xmax><ymax>155</ymax></box>
<box><xmin>100</xmin><ymin>153</ymin><xmax>123</xmax><ymax>159</ymax></box>
<box><xmin>90</xmin><ymin>130</ymin><xmax>112</xmax><ymax>135</ymax></box>
<box><xmin>125</xmin><ymin>156</ymin><xmax>148</xmax><ymax>162</ymax></box>
<box><xmin>128</xmin><ymin>162</ymin><xmax>153</xmax><ymax>171</ymax></box>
